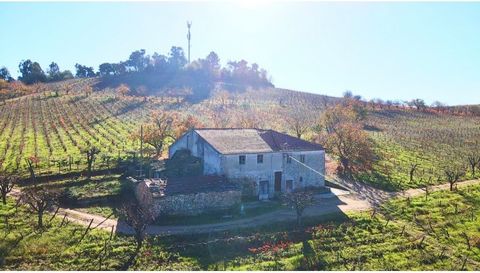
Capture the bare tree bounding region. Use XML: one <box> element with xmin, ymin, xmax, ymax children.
<box><xmin>282</xmin><ymin>189</ymin><xmax>315</xmax><ymax>227</ymax></box>
<box><xmin>409</xmin><ymin>162</ymin><xmax>420</xmax><ymax>183</ymax></box>
<box><xmin>25</xmin><ymin>156</ymin><xmax>39</xmax><ymax>185</ymax></box>
<box><xmin>286</xmin><ymin>106</ymin><xmax>315</xmax><ymax>139</ymax></box>
<box><xmin>120</xmin><ymin>201</ymin><xmax>155</xmax><ymax>269</ymax></box>
<box><xmin>19</xmin><ymin>186</ymin><xmax>59</xmax><ymax>229</ymax></box>
<box><xmin>0</xmin><ymin>173</ymin><xmax>18</xmax><ymax>204</ymax></box>
<box><xmin>466</xmin><ymin>153</ymin><xmax>480</xmax><ymax>178</ymax></box>
<box><xmin>444</xmin><ymin>165</ymin><xmax>465</xmax><ymax>191</ymax></box>
<box><xmin>84</xmin><ymin>146</ymin><xmax>100</xmax><ymax>179</ymax></box>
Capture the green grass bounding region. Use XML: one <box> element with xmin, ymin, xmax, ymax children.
<box><xmin>0</xmin><ymin>197</ymin><xmax>202</xmax><ymax>270</ymax></box>
<box><xmin>2</xmin><ymin>184</ymin><xmax>479</xmax><ymax>270</ymax></box>
<box><xmin>30</xmin><ymin>174</ymin><xmax>125</xmax><ymax>219</ymax></box>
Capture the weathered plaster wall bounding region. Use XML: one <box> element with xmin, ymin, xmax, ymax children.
<box><xmin>169</xmin><ymin>130</ymin><xmax>221</xmax><ymax>175</ymax></box>
<box><xmin>283</xmin><ymin>150</ymin><xmax>325</xmax><ymax>189</ymax></box>
<box><xmin>220</xmin><ymin>150</ymin><xmax>325</xmax><ymax>197</ymax></box>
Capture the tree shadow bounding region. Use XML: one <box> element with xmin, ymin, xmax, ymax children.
<box><xmin>114</xmin><ymin>193</ymin><xmax>350</xmax><ymax>269</ymax></box>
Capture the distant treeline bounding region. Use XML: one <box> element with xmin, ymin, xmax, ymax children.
<box><xmin>0</xmin><ymin>46</ymin><xmax>273</xmax><ymax>101</ymax></box>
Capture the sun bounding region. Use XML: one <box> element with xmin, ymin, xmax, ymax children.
<box><xmin>235</xmin><ymin>0</ymin><xmax>272</xmax><ymax>9</ymax></box>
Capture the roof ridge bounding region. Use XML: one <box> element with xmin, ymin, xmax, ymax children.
<box><xmin>195</xmin><ymin>127</ymin><xmax>261</xmax><ymax>131</ymax></box>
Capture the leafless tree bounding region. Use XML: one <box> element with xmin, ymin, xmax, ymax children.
<box><xmin>0</xmin><ymin>173</ymin><xmax>18</xmax><ymax>204</ymax></box>
<box><xmin>84</xmin><ymin>146</ymin><xmax>100</xmax><ymax>179</ymax></box>
<box><xmin>466</xmin><ymin>153</ymin><xmax>480</xmax><ymax>178</ymax></box>
<box><xmin>282</xmin><ymin>189</ymin><xmax>315</xmax><ymax>227</ymax></box>
<box><xmin>19</xmin><ymin>186</ymin><xmax>59</xmax><ymax>229</ymax></box>
<box><xmin>409</xmin><ymin>162</ymin><xmax>420</xmax><ymax>183</ymax></box>
<box><xmin>286</xmin><ymin>106</ymin><xmax>315</xmax><ymax>139</ymax></box>
<box><xmin>25</xmin><ymin>157</ymin><xmax>39</xmax><ymax>185</ymax></box>
<box><xmin>444</xmin><ymin>165</ymin><xmax>465</xmax><ymax>191</ymax></box>
<box><xmin>120</xmin><ymin>200</ymin><xmax>155</xmax><ymax>269</ymax></box>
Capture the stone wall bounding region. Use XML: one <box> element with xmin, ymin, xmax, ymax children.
<box><xmin>135</xmin><ymin>181</ymin><xmax>242</xmax><ymax>216</ymax></box>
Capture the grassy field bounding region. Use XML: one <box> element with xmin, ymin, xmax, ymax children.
<box><xmin>184</xmin><ymin>184</ymin><xmax>480</xmax><ymax>270</ymax></box>
<box><xmin>2</xmin><ymin>184</ymin><xmax>479</xmax><ymax>270</ymax></box>
<box><xmin>0</xmin><ymin>198</ymin><xmax>199</xmax><ymax>270</ymax></box>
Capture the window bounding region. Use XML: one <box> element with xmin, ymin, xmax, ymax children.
<box><xmin>300</xmin><ymin>154</ymin><xmax>305</xmax><ymax>163</ymax></box>
<box><xmin>257</xmin><ymin>154</ymin><xmax>263</xmax><ymax>164</ymax></box>
<box><xmin>239</xmin><ymin>155</ymin><xmax>246</xmax><ymax>165</ymax></box>
<box><xmin>286</xmin><ymin>180</ymin><xmax>293</xmax><ymax>192</ymax></box>
<box><xmin>299</xmin><ymin>176</ymin><xmax>303</xmax><ymax>183</ymax></box>
<box><xmin>260</xmin><ymin>180</ymin><xmax>269</xmax><ymax>195</ymax></box>
<box><xmin>286</xmin><ymin>154</ymin><xmax>292</xmax><ymax>164</ymax></box>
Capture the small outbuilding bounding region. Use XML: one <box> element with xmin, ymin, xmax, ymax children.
<box><xmin>135</xmin><ymin>175</ymin><xmax>241</xmax><ymax>216</ymax></box>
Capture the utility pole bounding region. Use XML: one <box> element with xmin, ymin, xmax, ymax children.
<box><xmin>187</xmin><ymin>21</ymin><xmax>192</xmax><ymax>63</ymax></box>
<box><xmin>139</xmin><ymin>123</ymin><xmax>144</xmax><ymax>178</ymax></box>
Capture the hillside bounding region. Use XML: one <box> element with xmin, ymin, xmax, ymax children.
<box><xmin>0</xmin><ymin>78</ymin><xmax>337</xmax><ymax>174</ymax></box>
<box><xmin>0</xmin><ymin>77</ymin><xmax>479</xmax><ymax>190</ymax></box>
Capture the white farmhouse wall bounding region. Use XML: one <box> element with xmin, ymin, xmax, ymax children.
<box><xmin>219</xmin><ymin>151</ymin><xmax>324</xmax><ymax>197</ymax></box>
<box><xmin>169</xmin><ymin>130</ymin><xmax>222</xmax><ymax>174</ymax></box>
<box><xmin>168</xmin><ymin>130</ymin><xmax>326</xmax><ymax>199</ymax></box>
<box><xmin>283</xmin><ymin>150</ymin><xmax>325</xmax><ymax>189</ymax></box>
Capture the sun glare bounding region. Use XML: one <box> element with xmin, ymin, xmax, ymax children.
<box><xmin>236</xmin><ymin>0</ymin><xmax>272</xmax><ymax>9</ymax></box>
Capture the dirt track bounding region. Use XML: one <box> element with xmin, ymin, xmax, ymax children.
<box><xmin>9</xmin><ymin>179</ymin><xmax>480</xmax><ymax>236</ymax></box>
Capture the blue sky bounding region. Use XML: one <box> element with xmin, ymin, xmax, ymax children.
<box><xmin>1</xmin><ymin>2</ymin><xmax>479</xmax><ymax>105</ymax></box>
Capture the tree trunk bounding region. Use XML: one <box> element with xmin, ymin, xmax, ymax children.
<box><xmin>450</xmin><ymin>182</ymin><xmax>454</xmax><ymax>191</ymax></box>
<box><xmin>38</xmin><ymin>210</ymin><xmax>43</xmax><ymax>229</ymax></box>
<box><xmin>2</xmin><ymin>194</ymin><xmax>6</xmax><ymax>205</ymax></box>
<box><xmin>121</xmin><ymin>239</ymin><xmax>142</xmax><ymax>270</ymax></box>
<box><xmin>296</xmin><ymin>210</ymin><xmax>303</xmax><ymax>227</ymax></box>
<box><xmin>87</xmin><ymin>161</ymin><xmax>93</xmax><ymax>179</ymax></box>
<box><xmin>155</xmin><ymin>146</ymin><xmax>162</xmax><ymax>157</ymax></box>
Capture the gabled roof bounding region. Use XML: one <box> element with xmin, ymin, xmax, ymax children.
<box><xmin>193</xmin><ymin>128</ymin><xmax>324</xmax><ymax>155</ymax></box>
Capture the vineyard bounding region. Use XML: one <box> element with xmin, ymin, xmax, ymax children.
<box><xmin>0</xmin><ymin>77</ymin><xmax>478</xmax><ymax>191</ymax></box>
<box><xmin>0</xmin><ymin>79</ymin><xmax>157</xmax><ymax>175</ymax></box>
<box><xmin>362</xmin><ymin>110</ymin><xmax>480</xmax><ymax>190</ymax></box>
<box><xmin>0</xmin><ymin>78</ymin><xmax>333</xmax><ymax>175</ymax></box>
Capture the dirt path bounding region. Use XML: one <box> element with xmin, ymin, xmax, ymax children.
<box><xmin>8</xmin><ymin>179</ymin><xmax>480</xmax><ymax>236</ymax></box>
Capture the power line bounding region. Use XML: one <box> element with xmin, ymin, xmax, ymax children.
<box><xmin>287</xmin><ymin>154</ymin><xmax>353</xmax><ymax>191</ymax></box>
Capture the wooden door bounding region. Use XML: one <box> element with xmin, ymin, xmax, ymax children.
<box><xmin>274</xmin><ymin>171</ymin><xmax>282</xmax><ymax>192</ymax></box>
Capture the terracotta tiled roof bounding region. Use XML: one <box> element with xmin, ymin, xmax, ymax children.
<box><xmin>194</xmin><ymin>128</ymin><xmax>324</xmax><ymax>154</ymax></box>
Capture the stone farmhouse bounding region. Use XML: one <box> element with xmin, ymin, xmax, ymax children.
<box><xmin>169</xmin><ymin>128</ymin><xmax>326</xmax><ymax>200</ymax></box>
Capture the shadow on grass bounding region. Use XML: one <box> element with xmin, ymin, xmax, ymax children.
<box><xmin>111</xmin><ymin>194</ymin><xmax>351</xmax><ymax>270</ymax></box>
<box><xmin>357</xmin><ymin>172</ymin><xmax>402</xmax><ymax>192</ymax></box>
<box><xmin>152</xmin><ymin>211</ymin><xmax>350</xmax><ymax>270</ymax></box>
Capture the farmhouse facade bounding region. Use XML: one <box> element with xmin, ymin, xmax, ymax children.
<box><xmin>169</xmin><ymin>128</ymin><xmax>325</xmax><ymax>199</ymax></box>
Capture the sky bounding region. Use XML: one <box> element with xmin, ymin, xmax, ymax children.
<box><xmin>1</xmin><ymin>1</ymin><xmax>480</xmax><ymax>105</ymax></box>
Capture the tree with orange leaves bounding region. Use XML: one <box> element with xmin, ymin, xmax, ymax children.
<box><xmin>116</xmin><ymin>84</ymin><xmax>130</xmax><ymax>97</ymax></box>
<box><xmin>133</xmin><ymin>111</ymin><xmax>203</xmax><ymax>158</ymax></box>
<box><xmin>317</xmin><ymin>104</ymin><xmax>375</xmax><ymax>177</ymax></box>
<box><xmin>173</xmin><ymin>114</ymin><xmax>203</xmax><ymax>139</ymax></box>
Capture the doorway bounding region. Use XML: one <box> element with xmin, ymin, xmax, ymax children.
<box><xmin>274</xmin><ymin>171</ymin><xmax>282</xmax><ymax>192</ymax></box>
